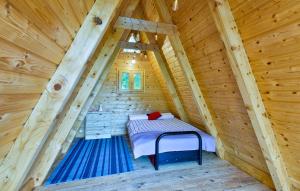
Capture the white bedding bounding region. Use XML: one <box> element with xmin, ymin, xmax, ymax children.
<box><xmin>127</xmin><ymin>118</ymin><xmax>216</xmax><ymax>159</ymax></box>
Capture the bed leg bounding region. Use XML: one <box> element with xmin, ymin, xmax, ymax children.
<box><xmin>198</xmin><ymin>149</ymin><xmax>202</xmax><ymax>165</ymax></box>
<box><xmin>155</xmin><ymin>154</ymin><xmax>159</xmax><ymax>170</ymax></box>
<box><xmin>198</xmin><ymin>137</ymin><xmax>202</xmax><ymax>165</ymax></box>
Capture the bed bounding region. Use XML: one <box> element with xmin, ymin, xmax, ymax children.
<box><xmin>127</xmin><ymin>113</ymin><xmax>216</xmax><ymax>169</ymax></box>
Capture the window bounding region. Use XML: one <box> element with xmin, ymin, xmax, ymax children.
<box><xmin>120</xmin><ymin>71</ymin><xmax>130</xmax><ymax>90</ymax></box>
<box><xmin>118</xmin><ymin>69</ymin><xmax>144</xmax><ymax>92</ymax></box>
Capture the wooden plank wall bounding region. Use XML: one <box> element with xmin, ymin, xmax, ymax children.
<box><xmin>229</xmin><ymin>0</ymin><xmax>300</xmax><ymax>189</ymax></box>
<box><xmin>0</xmin><ymin>0</ymin><xmax>95</xmax><ymax>162</ymax></box>
<box><xmin>161</xmin><ymin>39</ymin><xmax>206</xmax><ymax>130</ymax></box>
<box><xmin>147</xmin><ymin>51</ymin><xmax>179</xmax><ymax>118</ymax></box>
<box><xmin>88</xmin><ymin>52</ymin><xmax>171</xmax><ymax>135</ymax></box>
<box><xmin>143</xmin><ymin>0</ymin><xmax>273</xmax><ymax>186</ymax></box>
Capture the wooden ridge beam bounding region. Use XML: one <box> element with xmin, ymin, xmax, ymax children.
<box><xmin>115</xmin><ymin>16</ymin><xmax>177</xmax><ymax>35</ymax></box>
<box><xmin>28</xmin><ymin>1</ymin><xmax>140</xmax><ymax>186</ymax></box>
<box><xmin>0</xmin><ymin>1</ymin><xmax>122</xmax><ymax>190</ymax></box>
<box><xmin>154</xmin><ymin>0</ymin><xmax>225</xmax><ymax>158</ymax></box>
<box><xmin>207</xmin><ymin>0</ymin><xmax>291</xmax><ymax>190</ymax></box>
<box><xmin>119</xmin><ymin>41</ymin><xmax>159</xmax><ymax>51</ymax></box>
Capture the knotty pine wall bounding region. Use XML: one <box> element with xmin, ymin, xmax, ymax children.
<box><xmin>0</xmin><ymin>0</ymin><xmax>95</xmax><ymax>162</ymax></box>
<box><xmin>229</xmin><ymin>0</ymin><xmax>300</xmax><ymax>189</ymax></box>
<box><xmin>88</xmin><ymin>52</ymin><xmax>171</xmax><ymax>135</ymax></box>
<box><xmin>147</xmin><ymin>51</ymin><xmax>179</xmax><ymax>117</ymax></box>
<box><xmin>143</xmin><ymin>0</ymin><xmax>272</xmax><ymax>187</ymax></box>
<box><xmin>164</xmin><ymin>1</ymin><xmax>272</xmax><ymax>185</ymax></box>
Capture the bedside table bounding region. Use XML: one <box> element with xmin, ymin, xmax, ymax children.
<box><xmin>85</xmin><ymin>112</ymin><xmax>112</xmax><ymax>140</ymax></box>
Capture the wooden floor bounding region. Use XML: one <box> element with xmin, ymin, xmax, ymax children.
<box><xmin>36</xmin><ymin>151</ymin><xmax>271</xmax><ymax>191</ymax></box>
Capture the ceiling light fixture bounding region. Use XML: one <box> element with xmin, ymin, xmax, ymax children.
<box><xmin>135</xmin><ymin>32</ymin><xmax>140</xmax><ymax>42</ymax></box>
<box><xmin>172</xmin><ymin>0</ymin><xmax>179</xmax><ymax>11</ymax></box>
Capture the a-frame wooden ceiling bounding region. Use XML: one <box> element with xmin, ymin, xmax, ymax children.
<box><xmin>0</xmin><ymin>0</ymin><xmax>299</xmax><ymax>190</ymax></box>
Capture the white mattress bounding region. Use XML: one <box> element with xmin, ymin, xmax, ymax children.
<box><xmin>127</xmin><ymin>118</ymin><xmax>216</xmax><ymax>159</ymax></box>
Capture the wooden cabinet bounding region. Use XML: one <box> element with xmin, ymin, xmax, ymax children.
<box><xmin>85</xmin><ymin>112</ymin><xmax>112</xmax><ymax>140</ymax></box>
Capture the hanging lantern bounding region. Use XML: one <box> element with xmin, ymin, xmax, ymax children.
<box><xmin>135</xmin><ymin>32</ymin><xmax>140</xmax><ymax>42</ymax></box>
<box><xmin>155</xmin><ymin>34</ymin><xmax>158</xmax><ymax>41</ymax></box>
<box><xmin>130</xmin><ymin>32</ymin><xmax>134</xmax><ymax>38</ymax></box>
<box><xmin>172</xmin><ymin>0</ymin><xmax>179</xmax><ymax>11</ymax></box>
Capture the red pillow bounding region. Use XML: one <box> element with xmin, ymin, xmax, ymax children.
<box><xmin>147</xmin><ymin>112</ymin><xmax>161</xmax><ymax>120</ymax></box>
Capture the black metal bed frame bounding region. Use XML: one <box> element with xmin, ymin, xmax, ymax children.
<box><xmin>154</xmin><ymin>131</ymin><xmax>202</xmax><ymax>170</ymax></box>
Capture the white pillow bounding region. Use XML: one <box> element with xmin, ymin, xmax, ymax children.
<box><xmin>129</xmin><ymin>114</ymin><xmax>148</xmax><ymax>121</ymax></box>
<box><xmin>159</xmin><ymin>113</ymin><xmax>174</xmax><ymax>120</ymax></box>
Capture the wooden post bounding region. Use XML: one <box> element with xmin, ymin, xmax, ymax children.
<box><xmin>154</xmin><ymin>0</ymin><xmax>225</xmax><ymax>158</ymax></box>
<box><xmin>0</xmin><ymin>1</ymin><xmax>122</xmax><ymax>190</ymax></box>
<box><xmin>207</xmin><ymin>0</ymin><xmax>291</xmax><ymax>190</ymax></box>
<box><xmin>28</xmin><ymin>1</ymin><xmax>140</xmax><ymax>186</ymax></box>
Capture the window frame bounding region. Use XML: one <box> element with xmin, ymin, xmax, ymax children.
<box><xmin>118</xmin><ymin>69</ymin><xmax>145</xmax><ymax>93</ymax></box>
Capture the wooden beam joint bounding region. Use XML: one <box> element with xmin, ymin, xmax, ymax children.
<box><xmin>119</xmin><ymin>41</ymin><xmax>159</xmax><ymax>51</ymax></box>
<box><xmin>115</xmin><ymin>16</ymin><xmax>177</xmax><ymax>35</ymax></box>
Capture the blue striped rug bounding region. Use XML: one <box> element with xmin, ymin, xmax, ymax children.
<box><xmin>45</xmin><ymin>136</ymin><xmax>133</xmax><ymax>185</ymax></box>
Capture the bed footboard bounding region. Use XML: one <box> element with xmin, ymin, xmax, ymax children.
<box><xmin>154</xmin><ymin>131</ymin><xmax>202</xmax><ymax>170</ymax></box>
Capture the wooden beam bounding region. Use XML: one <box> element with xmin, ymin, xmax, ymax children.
<box><xmin>28</xmin><ymin>1</ymin><xmax>140</xmax><ymax>186</ymax></box>
<box><xmin>60</xmin><ymin>46</ymin><xmax>121</xmax><ymax>154</ymax></box>
<box><xmin>119</xmin><ymin>41</ymin><xmax>159</xmax><ymax>51</ymax></box>
<box><xmin>60</xmin><ymin>31</ymin><xmax>131</xmax><ymax>154</ymax></box>
<box><xmin>60</xmin><ymin>33</ymin><xmax>132</xmax><ymax>154</ymax></box>
<box><xmin>115</xmin><ymin>16</ymin><xmax>176</xmax><ymax>35</ymax></box>
<box><xmin>152</xmin><ymin>50</ymin><xmax>189</xmax><ymax>121</ymax></box>
<box><xmin>290</xmin><ymin>178</ymin><xmax>300</xmax><ymax>190</ymax></box>
<box><xmin>207</xmin><ymin>0</ymin><xmax>291</xmax><ymax>190</ymax></box>
<box><xmin>0</xmin><ymin>0</ymin><xmax>122</xmax><ymax>190</ymax></box>
<box><xmin>145</xmin><ymin>33</ymin><xmax>188</xmax><ymax>122</ymax></box>
<box><xmin>154</xmin><ymin>0</ymin><xmax>225</xmax><ymax>158</ymax></box>
<box><xmin>61</xmin><ymin>32</ymin><xmax>131</xmax><ymax>154</ymax></box>
<box><xmin>29</xmin><ymin>38</ymin><xmax>122</xmax><ymax>186</ymax></box>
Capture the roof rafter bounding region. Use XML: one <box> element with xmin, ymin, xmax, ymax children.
<box><xmin>0</xmin><ymin>0</ymin><xmax>123</xmax><ymax>190</ymax></box>
<box><xmin>60</xmin><ymin>43</ymin><xmax>123</xmax><ymax>155</ymax></box>
<box><xmin>145</xmin><ymin>32</ymin><xmax>189</xmax><ymax>122</ymax></box>
<box><xmin>27</xmin><ymin>0</ymin><xmax>140</xmax><ymax>187</ymax></box>
<box><xmin>153</xmin><ymin>0</ymin><xmax>225</xmax><ymax>159</ymax></box>
<box><xmin>207</xmin><ymin>0</ymin><xmax>291</xmax><ymax>190</ymax></box>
